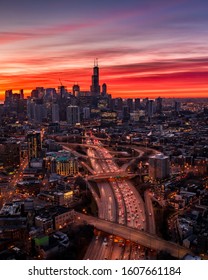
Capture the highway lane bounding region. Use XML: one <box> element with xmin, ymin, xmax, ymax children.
<box><xmin>85</xmin><ymin>179</ymin><xmax>101</xmax><ymax>209</ymax></box>
<box><xmin>99</xmin><ymin>181</ymin><xmax>117</xmax><ymax>222</ymax></box>
<box><xmin>84</xmin><ymin>235</ymin><xmax>124</xmax><ymax>260</ymax></box>
<box><xmin>111</xmin><ymin>181</ymin><xmax>126</xmax><ymax>225</ymax></box>
<box><xmin>87</xmin><ymin>148</ymin><xmax>121</xmax><ymax>222</ymax></box>
<box><xmin>123</xmin><ymin>242</ymin><xmax>131</xmax><ymax>260</ymax></box>
<box><xmin>88</xmin><ymin>147</ymin><xmax>126</xmax><ymax>224</ymax></box>
<box><xmin>84</xmin><ymin>235</ymin><xmax>115</xmax><ymax>260</ymax></box>
<box><xmin>111</xmin><ymin>242</ymin><xmax>123</xmax><ymax>260</ymax></box>
<box><xmin>92</xmin><ymin>147</ymin><xmax>128</xmax><ymax>225</ymax></box>
<box><xmin>83</xmin><ymin>233</ymin><xmax>155</xmax><ymax>260</ymax></box>
<box><xmin>83</xmin><ymin>230</ymin><xmax>157</xmax><ymax>260</ymax></box>
<box><xmin>144</xmin><ymin>190</ymin><xmax>156</xmax><ymax>234</ymax></box>
<box><xmin>84</xmin><ymin>236</ymin><xmax>99</xmax><ymax>259</ymax></box>
<box><xmin>87</xmin><ymin>148</ymin><xmax>102</xmax><ymax>173</ymax></box>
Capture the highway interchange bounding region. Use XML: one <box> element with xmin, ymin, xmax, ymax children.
<box><xmin>63</xmin><ymin>135</ymin><xmax>190</xmax><ymax>259</ymax></box>
<box><xmin>86</xmin><ymin>137</ymin><xmax>148</xmax><ymax>231</ymax></box>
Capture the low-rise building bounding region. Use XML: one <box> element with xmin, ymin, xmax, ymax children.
<box><xmin>44</xmin><ymin>151</ymin><xmax>79</xmax><ymax>176</ymax></box>
<box><xmin>35</xmin><ymin>206</ymin><xmax>75</xmax><ymax>231</ymax></box>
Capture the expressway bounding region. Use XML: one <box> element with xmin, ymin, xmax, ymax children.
<box><xmin>87</xmin><ymin>147</ymin><xmax>124</xmax><ymax>223</ymax></box>
<box><xmin>87</xmin><ymin>140</ymin><xmax>147</xmax><ymax>231</ymax></box>
<box><xmin>144</xmin><ymin>190</ymin><xmax>156</xmax><ymax>234</ymax></box>
<box><xmin>84</xmin><ymin>234</ymin><xmax>148</xmax><ymax>260</ymax></box>
<box><xmin>90</xmin><ymin>141</ymin><xmax>146</xmax><ymax>230</ymax></box>
<box><xmin>98</xmin><ymin>181</ymin><xmax>117</xmax><ymax>222</ymax></box>
<box><xmin>80</xmin><ymin>135</ymin><xmax>190</xmax><ymax>259</ymax></box>
<box><xmin>62</xmin><ymin>135</ymin><xmax>159</xmax><ymax>258</ymax></box>
<box><xmin>78</xmin><ymin>213</ymin><xmax>191</xmax><ymax>259</ymax></box>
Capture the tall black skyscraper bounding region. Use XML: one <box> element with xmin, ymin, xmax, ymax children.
<box><xmin>134</xmin><ymin>98</ymin><xmax>141</xmax><ymax>110</ymax></box>
<box><xmin>20</xmin><ymin>89</ymin><xmax>24</xmax><ymax>99</ymax></box>
<box><xmin>27</xmin><ymin>131</ymin><xmax>42</xmax><ymax>161</ymax></box>
<box><xmin>90</xmin><ymin>59</ymin><xmax>100</xmax><ymax>96</ymax></box>
<box><xmin>156</xmin><ymin>97</ymin><xmax>163</xmax><ymax>114</ymax></box>
<box><xmin>5</xmin><ymin>89</ymin><xmax>13</xmax><ymax>104</ymax></box>
<box><xmin>58</xmin><ymin>85</ymin><xmax>67</xmax><ymax>99</ymax></box>
<box><xmin>58</xmin><ymin>85</ymin><xmax>67</xmax><ymax>121</ymax></box>
<box><xmin>127</xmin><ymin>98</ymin><xmax>134</xmax><ymax>112</ymax></box>
<box><xmin>101</xmin><ymin>83</ymin><xmax>107</xmax><ymax>96</ymax></box>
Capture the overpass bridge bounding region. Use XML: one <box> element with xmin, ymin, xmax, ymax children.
<box><xmin>61</xmin><ymin>143</ymin><xmax>144</xmax><ymax>161</ymax></box>
<box><xmin>87</xmin><ymin>172</ymin><xmax>137</xmax><ymax>181</ymax></box>
<box><xmin>77</xmin><ymin>213</ymin><xmax>191</xmax><ymax>259</ymax></box>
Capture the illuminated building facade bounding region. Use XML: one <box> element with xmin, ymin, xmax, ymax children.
<box><xmin>101</xmin><ymin>111</ymin><xmax>117</xmax><ymax>126</ymax></box>
<box><xmin>27</xmin><ymin>131</ymin><xmax>42</xmax><ymax>161</ymax></box>
<box><xmin>44</xmin><ymin>151</ymin><xmax>79</xmax><ymax>176</ymax></box>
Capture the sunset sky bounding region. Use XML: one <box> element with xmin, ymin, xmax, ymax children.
<box><xmin>0</xmin><ymin>0</ymin><xmax>208</xmax><ymax>99</ymax></box>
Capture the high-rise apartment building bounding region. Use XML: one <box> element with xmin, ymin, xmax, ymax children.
<box><xmin>27</xmin><ymin>131</ymin><xmax>42</xmax><ymax>161</ymax></box>
<box><xmin>83</xmin><ymin>107</ymin><xmax>91</xmax><ymax>120</ymax></box>
<box><xmin>149</xmin><ymin>154</ymin><xmax>170</xmax><ymax>180</ymax></box>
<box><xmin>34</xmin><ymin>103</ymin><xmax>47</xmax><ymax>123</ymax></box>
<box><xmin>66</xmin><ymin>106</ymin><xmax>80</xmax><ymax>125</ymax></box>
<box><xmin>146</xmin><ymin>99</ymin><xmax>154</xmax><ymax>117</ymax></box>
<box><xmin>4</xmin><ymin>89</ymin><xmax>13</xmax><ymax>104</ymax></box>
<box><xmin>52</xmin><ymin>104</ymin><xmax>60</xmax><ymax>123</ymax></box>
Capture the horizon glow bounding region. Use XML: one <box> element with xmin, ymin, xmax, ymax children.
<box><xmin>0</xmin><ymin>0</ymin><xmax>208</xmax><ymax>99</ymax></box>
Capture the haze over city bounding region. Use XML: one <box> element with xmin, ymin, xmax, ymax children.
<box><xmin>1</xmin><ymin>0</ymin><xmax>208</xmax><ymax>99</ymax></box>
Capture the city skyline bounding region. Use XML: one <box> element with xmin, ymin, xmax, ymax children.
<box><xmin>1</xmin><ymin>0</ymin><xmax>208</xmax><ymax>99</ymax></box>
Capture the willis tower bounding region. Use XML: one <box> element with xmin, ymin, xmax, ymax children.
<box><xmin>90</xmin><ymin>59</ymin><xmax>100</xmax><ymax>96</ymax></box>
